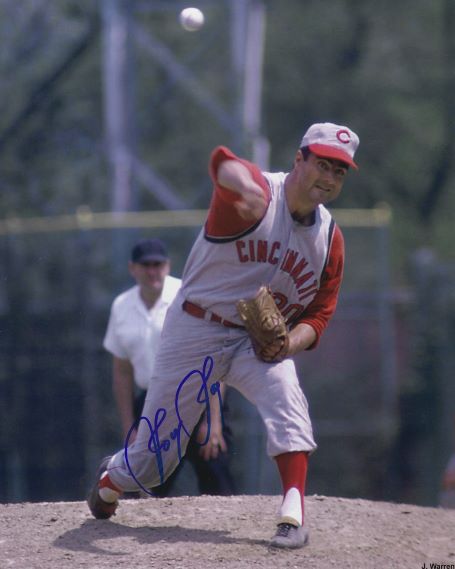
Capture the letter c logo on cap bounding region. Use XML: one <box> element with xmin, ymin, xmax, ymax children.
<box><xmin>336</xmin><ymin>129</ymin><xmax>351</xmax><ymax>144</ymax></box>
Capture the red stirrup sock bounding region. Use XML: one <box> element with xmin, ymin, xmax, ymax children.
<box><xmin>275</xmin><ymin>451</ymin><xmax>309</xmax><ymax>527</ymax></box>
<box><xmin>99</xmin><ymin>472</ymin><xmax>122</xmax><ymax>503</ymax></box>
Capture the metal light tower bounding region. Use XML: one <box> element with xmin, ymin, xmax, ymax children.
<box><xmin>101</xmin><ymin>0</ymin><xmax>136</xmax><ymax>213</ymax></box>
<box><xmin>231</xmin><ymin>0</ymin><xmax>269</xmax><ymax>169</ymax></box>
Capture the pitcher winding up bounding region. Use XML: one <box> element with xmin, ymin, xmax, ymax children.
<box><xmin>88</xmin><ymin>122</ymin><xmax>360</xmax><ymax>550</ymax></box>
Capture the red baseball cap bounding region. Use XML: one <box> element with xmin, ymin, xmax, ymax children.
<box><xmin>300</xmin><ymin>122</ymin><xmax>359</xmax><ymax>170</ymax></box>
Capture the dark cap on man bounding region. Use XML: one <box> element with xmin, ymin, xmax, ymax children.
<box><xmin>131</xmin><ymin>238</ymin><xmax>169</xmax><ymax>264</ymax></box>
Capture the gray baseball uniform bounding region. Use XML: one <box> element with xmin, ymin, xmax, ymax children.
<box><xmin>91</xmin><ymin>122</ymin><xmax>360</xmax><ymax>540</ymax></box>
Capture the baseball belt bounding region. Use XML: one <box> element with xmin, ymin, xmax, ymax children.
<box><xmin>182</xmin><ymin>301</ymin><xmax>244</xmax><ymax>329</ymax></box>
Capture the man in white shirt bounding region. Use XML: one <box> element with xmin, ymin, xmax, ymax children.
<box><xmin>103</xmin><ymin>238</ymin><xmax>235</xmax><ymax>496</ymax></box>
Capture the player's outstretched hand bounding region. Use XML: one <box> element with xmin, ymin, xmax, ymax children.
<box><xmin>217</xmin><ymin>159</ymin><xmax>268</xmax><ymax>222</ymax></box>
<box><xmin>233</xmin><ymin>185</ymin><xmax>268</xmax><ymax>221</ymax></box>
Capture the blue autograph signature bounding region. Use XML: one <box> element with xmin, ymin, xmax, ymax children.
<box><xmin>124</xmin><ymin>356</ymin><xmax>223</xmax><ymax>495</ymax></box>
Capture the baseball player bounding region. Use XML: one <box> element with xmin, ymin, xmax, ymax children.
<box><xmin>88</xmin><ymin>122</ymin><xmax>359</xmax><ymax>549</ymax></box>
<box><xmin>104</xmin><ymin>237</ymin><xmax>235</xmax><ymax>496</ymax></box>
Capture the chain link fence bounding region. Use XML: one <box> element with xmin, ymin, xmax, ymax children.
<box><xmin>2</xmin><ymin>207</ymin><xmax>451</xmax><ymax>505</ymax></box>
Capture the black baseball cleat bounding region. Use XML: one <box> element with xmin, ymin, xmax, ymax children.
<box><xmin>87</xmin><ymin>456</ymin><xmax>119</xmax><ymax>520</ymax></box>
<box><xmin>269</xmin><ymin>522</ymin><xmax>309</xmax><ymax>549</ymax></box>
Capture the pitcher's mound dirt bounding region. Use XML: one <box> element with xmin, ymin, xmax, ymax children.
<box><xmin>1</xmin><ymin>494</ymin><xmax>455</xmax><ymax>568</ymax></box>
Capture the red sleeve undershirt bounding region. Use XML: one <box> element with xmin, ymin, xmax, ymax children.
<box><xmin>205</xmin><ymin>146</ymin><xmax>271</xmax><ymax>238</ymax></box>
<box><xmin>296</xmin><ymin>224</ymin><xmax>345</xmax><ymax>349</ymax></box>
<box><xmin>205</xmin><ymin>145</ymin><xmax>344</xmax><ymax>350</ymax></box>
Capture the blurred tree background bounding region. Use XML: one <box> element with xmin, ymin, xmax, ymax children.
<box><xmin>0</xmin><ymin>0</ymin><xmax>454</xmax><ymax>506</ymax></box>
<box><xmin>0</xmin><ymin>0</ymin><xmax>454</xmax><ymax>264</ymax></box>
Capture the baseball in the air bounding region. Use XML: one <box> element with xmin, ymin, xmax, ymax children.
<box><xmin>179</xmin><ymin>7</ymin><xmax>205</xmax><ymax>32</ymax></box>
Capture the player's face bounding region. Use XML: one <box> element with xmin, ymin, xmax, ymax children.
<box><xmin>129</xmin><ymin>260</ymin><xmax>170</xmax><ymax>294</ymax></box>
<box><xmin>296</xmin><ymin>152</ymin><xmax>348</xmax><ymax>206</ymax></box>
